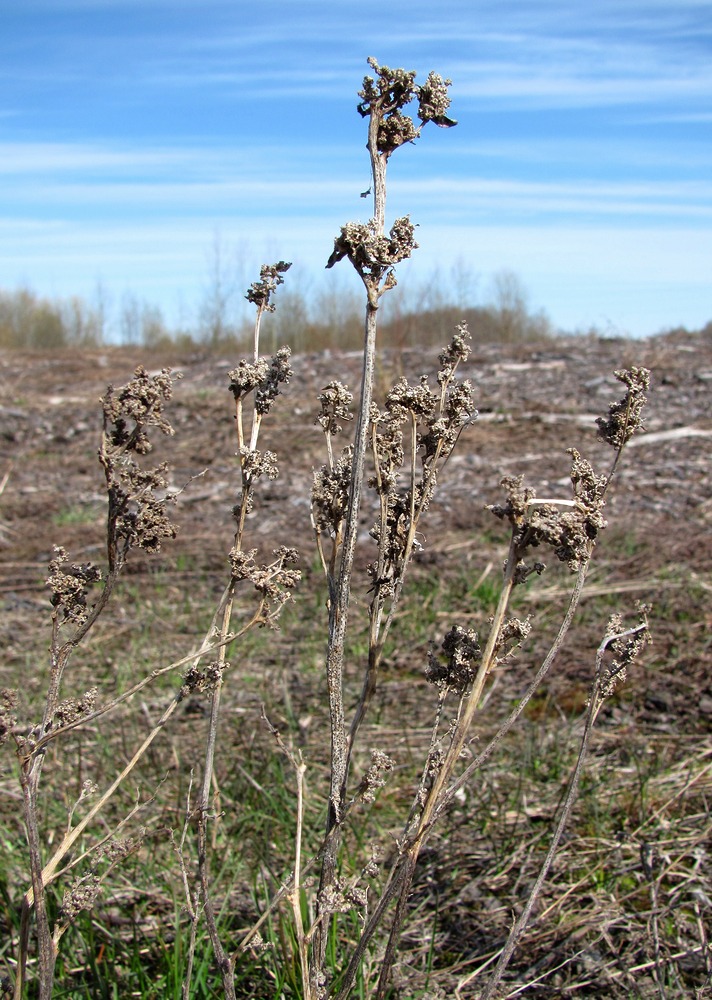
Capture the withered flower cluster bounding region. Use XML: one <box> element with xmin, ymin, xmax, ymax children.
<box><xmin>328</xmin><ymin>58</ymin><xmax>455</xmax><ymax>293</ymax></box>
<box><xmin>357</xmin><ymin>58</ymin><xmax>456</xmax><ymax>157</ymax></box>
<box><xmin>367</xmin><ymin>328</ymin><xmax>476</xmax><ymax>584</ymax></box>
<box><xmin>100</xmin><ymin>367</ymin><xmax>181</xmax><ymax>567</ymax></box>
<box><xmin>228</xmin><ymin>347</ymin><xmax>293</xmax><ymax>412</ymax></box>
<box><xmin>52</xmin><ymin>687</ymin><xmax>97</xmax><ymax>729</ymax></box>
<box><xmin>427</xmin><ymin>616</ymin><xmax>531</xmax><ymax>695</ymax></box>
<box><xmin>356</xmin><ymin>748</ymin><xmax>395</xmax><ymax>803</ymax></box>
<box><xmin>245</xmin><ymin>261</ymin><xmax>292</xmax><ymax>313</ymax></box>
<box><xmin>181</xmin><ymin>661</ymin><xmax>228</xmax><ymax>698</ymax></box>
<box><xmin>326</xmin><ymin>216</ymin><xmax>418</xmax><ymax>282</ymax></box>
<box><xmin>427</xmin><ymin>625</ymin><xmax>482</xmax><ymax>694</ymax></box>
<box><xmin>437</xmin><ymin>323</ymin><xmax>472</xmax><ymax>384</ymax></box>
<box><xmin>228</xmin><ymin>546</ymin><xmax>301</xmax><ymax>626</ymax></box>
<box><xmin>59</xmin><ymin>873</ymin><xmax>102</xmax><ymax>922</ymax></box>
<box><xmin>489</xmin><ymin>454</ymin><xmax>607</xmax><ymax>573</ymax></box>
<box><xmin>597</xmin><ymin>366</ymin><xmax>650</xmax><ymax>448</ymax></box>
<box><xmin>60</xmin><ymin>834</ymin><xmax>140</xmax><ymax>924</ymax></box>
<box><xmin>488</xmin><ymin>367</ymin><xmax>651</xmax><ymax>579</ymax></box>
<box><xmin>0</xmin><ymin>689</ymin><xmax>18</xmax><ymax>747</ymax></box>
<box><xmin>318</xmin><ymin>877</ymin><xmax>368</xmax><ymax>917</ymax></box>
<box><xmin>312</xmin><ymin>450</ymin><xmax>353</xmax><ymax>537</ymax></box>
<box><xmin>46</xmin><ymin>546</ymin><xmax>102</xmax><ymax>625</ymax></box>
<box><xmin>102</xmin><ymin>364</ymin><xmax>176</xmax><ymax>455</ymax></box>
<box><xmin>316</xmin><ymin>381</ymin><xmax>354</xmax><ymax>436</ymax></box>
<box><xmin>238</xmin><ymin>447</ymin><xmax>279</xmax><ymax>484</ymax></box>
<box><xmin>599</xmin><ymin>605</ymin><xmax>651</xmax><ymax>699</ymax></box>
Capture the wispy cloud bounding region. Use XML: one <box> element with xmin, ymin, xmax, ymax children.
<box><xmin>1</xmin><ymin>0</ymin><xmax>710</xmax><ymax>338</ymax></box>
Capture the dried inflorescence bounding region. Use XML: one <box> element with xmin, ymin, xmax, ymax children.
<box><xmin>228</xmin><ymin>358</ymin><xmax>270</xmax><ymax>400</ymax></box>
<box><xmin>319</xmin><ymin>877</ymin><xmax>368</xmax><ymax>917</ymax></box>
<box><xmin>437</xmin><ymin>323</ymin><xmax>472</xmax><ymax>384</ymax></box>
<box><xmin>110</xmin><ymin>473</ymin><xmax>178</xmax><ymax>554</ymax></box>
<box><xmin>427</xmin><ymin>625</ymin><xmax>482</xmax><ymax>694</ymax></box>
<box><xmin>597</xmin><ymin>366</ymin><xmax>650</xmax><ymax>448</ymax></box>
<box><xmin>417</xmin><ymin>71</ymin><xmax>458</xmax><ymax>128</ymax></box>
<box><xmin>327</xmin><ymin>58</ymin><xmax>455</xmax><ymax>299</ymax></box>
<box><xmin>245</xmin><ymin>261</ymin><xmax>292</xmax><ymax>313</ymax></box>
<box><xmin>181</xmin><ymin>661</ymin><xmax>228</xmax><ymax>697</ymax></box>
<box><xmin>228</xmin><ymin>546</ymin><xmax>301</xmax><ymax>626</ymax></box>
<box><xmin>46</xmin><ymin>547</ymin><xmax>102</xmax><ymax>625</ymax></box>
<box><xmin>598</xmin><ymin>605</ymin><xmax>651</xmax><ymax>699</ymax></box>
<box><xmin>357</xmin><ymin>58</ymin><xmax>456</xmax><ymax>157</ymax></box>
<box><xmin>356</xmin><ymin>748</ymin><xmax>395</xmax><ymax>803</ymax></box>
<box><xmin>494</xmin><ymin>617</ymin><xmax>532</xmax><ymax>664</ymax></box>
<box><xmin>386</xmin><ymin>375</ymin><xmax>438</xmax><ymax>422</ymax></box>
<box><xmin>365</xmin><ymin>329</ymin><xmax>476</xmax><ymax>589</ymax></box>
<box><xmin>59</xmin><ymin>834</ymin><xmax>140</xmax><ymax>925</ymax></box>
<box><xmin>52</xmin><ymin>687</ymin><xmax>97</xmax><ymax>729</ymax></box>
<box><xmin>101</xmin><ymin>368</ymin><xmax>181</xmax><ymax>565</ymax></box>
<box><xmin>316</xmin><ymin>381</ymin><xmax>354</xmax><ymax>436</ymax></box>
<box><xmin>60</xmin><ymin>874</ymin><xmax>101</xmax><ymax>922</ymax></box>
<box><xmin>102</xmin><ymin>365</ymin><xmax>178</xmax><ymax>454</ymax></box>
<box><xmin>255</xmin><ymin>347</ymin><xmax>293</xmax><ymax>414</ymax></box>
<box><xmin>488</xmin><ymin>455</ymin><xmax>608</xmax><ymax>572</ymax></box>
<box><xmin>326</xmin><ymin>216</ymin><xmax>419</xmax><ymax>281</ymax></box>
<box><xmin>312</xmin><ymin>449</ymin><xmax>353</xmax><ymax>536</ymax></box>
<box><xmin>239</xmin><ymin>447</ymin><xmax>279</xmax><ymax>484</ymax></box>
<box><xmin>0</xmin><ymin>689</ymin><xmax>18</xmax><ymax>747</ymax></box>
<box><xmin>97</xmin><ymin>834</ymin><xmax>141</xmax><ymax>867</ymax></box>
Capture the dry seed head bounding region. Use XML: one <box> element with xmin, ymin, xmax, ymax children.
<box><xmin>316</xmin><ymin>380</ymin><xmax>354</xmax><ymax>435</ymax></box>
<box><xmin>97</xmin><ymin>834</ymin><xmax>140</xmax><ymax>866</ymax></box>
<box><xmin>599</xmin><ymin>604</ymin><xmax>652</xmax><ymax>698</ymax></box>
<box><xmin>438</xmin><ymin>323</ymin><xmax>472</xmax><ymax>382</ymax></box>
<box><xmin>386</xmin><ymin>375</ymin><xmax>438</xmax><ymax>421</ymax></box>
<box><xmin>53</xmin><ymin>687</ymin><xmax>97</xmax><ymax>729</ymax></box>
<box><xmin>357</xmin><ymin>58</ymin><xmax>456</xmax><ymax>155</ymax></box>
<box><xmin>319</xmin><ymin>877</ymin><xmax>368</xmax><ymax>916</ymax></box>
<box><xmin>255</xmin><ymin>346</ymin><xmax>293</xmax><ymax>414</ymax></box>
<box><xmin>46</xmin><ymin>547</ymin><xmax>102</xmax><ymax>625</ymax></box>
<box><xmin>489</xmin><ymin>452</ymin><xmax>608</xmax><ymax>570</ymax></box>
<box><xmin>181</xmin><ymin>661</ymin><xmax>228</xmax><ymax>697</ymax></box>
<box><xmin>326</xmin><ymin>216</ymin><xmax>419</xmax><ymax>279</ymax></box>
<box><xmin>494</xmin><ymin>617</ymin><xmax>532</xmax><ymax>663</ymax></box>
<box><xmin>244</xmin><ymin>261</ymin><xmax>291</xmax><ymax>312</ymax></box>
<box><xmin>229</xmin><ymin>546</ymin><xmax>301</xmax><ymax>625</ymax></box>
<box><xmin>79</xmin><ymin>779</ymin><xmax>98</xmax><ymax>799</ymax></box>
<box><xmin>115</xmin><ymin>490</ymin><xmax>178</xmax><ymax>553</ymax></box>
<box><xmin>357</xmin><ymin>748</ymin><xmax>396</xmax><ymax>803</ymax></box>
<box><xmin>358</xmin><ymin>59</ymin><xmax>418</xmax><ymax>120</ymax></box>
<box><xmin>102</xmin><ymin>366</ymin><xmax>179</xmax><ymax>451</ymax></box>
<box><xmin>596</xmin><ymin>366</ymin><xmax>650</xmax><ymax>448</ymax></box>
<box><xmin>60</xmin><ymin>873</ymin><xmax>101</xmax><ymax>922</ymax></box>
<box><xmin>240</xmin><ymin>447</ymin><xmax>279</xmax><ymax>482</ymax></box>
<box><xmin>228</xmin><ymin>358</ymin><xmax>270</xmax><ymax>400</ymax></box>
<box><xmin>312</xmin><ymin>449</ymin><xmax>353</xmax><ymax>534</ymax></box>
<box><xmin>427</xmin><ymin>625</ymin><xmax>482</xmax><ymax>694</ymax></box>
<box><xmin>417</xmin><ymin>71</ymin><xmax>456</xmax><ymax>127</ymax></box>
<box><xmin>0</xmin><ymin>689</ymin><xmax>18</xmax><ymax>747</ymax></box>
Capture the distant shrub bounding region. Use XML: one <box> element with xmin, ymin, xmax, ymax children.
<box><xmin>0</xmin><ymin>288</ymin><xmax>103</xmax><ymax>349</ymax></box>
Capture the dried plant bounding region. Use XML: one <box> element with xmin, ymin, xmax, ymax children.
<box><xmin>2</xmin><ymin>58</ymin><xmax>659</xmax><ymax>1000</ymax></box>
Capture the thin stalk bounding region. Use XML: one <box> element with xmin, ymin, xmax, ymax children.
<box><xmin>291</xmin><ymin>756</ymin><xmax>312</xmax><ymax>1000</ymax></box>
<box><xmin>24</xmin><ymin>694</ymin><xmax>181</xmax><ymax>907</ymax></box>
<box><xmin>479</xmin><ymin>621</ymin><xmax>649</xmax><ymax>999</ymax></box>
<box><xmin>315</xmin><ymin>96</ymin><xmax>387</xmax><ymax>965</ymax></box>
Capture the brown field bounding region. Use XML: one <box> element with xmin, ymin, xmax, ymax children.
<box><xmin>1</xmin><ymin>328</ymin><xmax>711</xmax><ymax>997</ymax></box>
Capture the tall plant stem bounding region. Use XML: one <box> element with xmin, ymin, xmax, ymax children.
<box><xmin>316</xmin><ymin>99</ymin><xmax>387</xmax><ymax>968</ymax></box>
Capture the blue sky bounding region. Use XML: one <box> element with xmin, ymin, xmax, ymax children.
<box><xmin>1</xmin><ymin>0</ymin><xmax>711</xmax><ymax>338</ymax></box>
